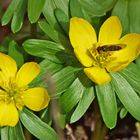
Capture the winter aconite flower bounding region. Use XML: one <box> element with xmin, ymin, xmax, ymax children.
<box><xmin>69</xmin><ymin>16</ymin><xmax>140</xmax><ymax>85</ymax></box>
<box><xmin>0</xmin><ymin>53</ymin><xmax>50</xmax><ymax>126</ymax></box>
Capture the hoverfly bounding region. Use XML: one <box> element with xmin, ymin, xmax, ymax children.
<box><xmin>97</xmin><ymin>45</ymin><xmax>124</xmax><ymax>53</ymax></box>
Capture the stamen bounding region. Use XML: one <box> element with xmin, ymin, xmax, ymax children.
<box><xmin>89</xmin><ymin>45</ymin><xmax>112</xmax><ymax>68</ymax></box>
<box><xmin>0</xmin><ymin>78</ymin><xmax>25</xmax><ymax>109</ymax></box>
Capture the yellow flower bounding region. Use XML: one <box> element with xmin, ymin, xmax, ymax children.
<box><xmin>69</xmin><ymin>16</ymin><xmax>140</xmax><ymax>85</ymax></box>
<box><xmin>0</xmin><ymin>53</ymin><xmax>50</xmax><ymax>127</ymax></box>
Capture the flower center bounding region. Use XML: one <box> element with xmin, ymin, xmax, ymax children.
<box><xmin>88</xmin><ymin>46</ymin><xmax>110</xmax><ymax>68</ymax></box>
<box><xmin>89</xmin><ymin>44</ymin><xmax>125</xmax><ymax>68</ymax></box>
<box><xmin>0</xmin><ymin>78</ymin><xmax>25</xmax><ymax>110</ymax></box>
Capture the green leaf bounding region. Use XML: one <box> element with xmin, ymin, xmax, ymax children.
<box><xmin>38</xmin><ymin>21</ymin><xmax>72</xmax><ymax>51</ymax></box>
<box><xmin>59</xmin><ymin>77</ymin><xmax>85</xmax><ymax>114</ymax></box>
<box><xmin>55</xmin><ymin>52</ymin><xmax>79</xmax><ymax>66</ymax></box>
<box><xmin>1</xmin><ymin>127</ymin><xmax>9</xmax><ymax>140</ymax></box>
<box><xmin>120</xmin><ymin>108</ymin><xmax>128</xmax><ymax>119</ymax></box>
<box><xmin>96</xmin><ymin>83</ymin><xmax>117</xmax><ymax>128</ymax></box>
<box><xmin>40</xmin><ymin>59</ymin><xmax>63</xmax><ymax>75</ymax></box>
<box><xmin>8</xmin><ymin>41</ymin><xmax>24</xmax><ymax>68</ymax></box>
<box><xmin>70</xmin><ymin>86</ymin><xmax>95</xmax><ymax>123</ymax></box>
<box><xmin>52</xmin><ymin>66</ymin><xmax>81</xmax><ymax>94</ymax></box>
<box><xmin>30</xmin><ymin>59</ymin><xmax>63</xmax><ymax>87</ymax></box>
<box><xmin>112</xmin><ymin>0</ymin><xmax>129</xmax><ymax>34</ymax></box>
<box><xmin>119</xmin><ymin>63</ymin><xmax>140</xmax><ymax>95</ymax></box>
<box><xmin>11</xmin><ymin>0</ymin><xmax>27</xmax><ymax>33</ymax></box>
<box><xmin>1</xmin><ymin>0</ymin><xmax>21</xmax><ymax>25</ymax></box>
<box><xmin>55</xmin><ymin>8</ymin><xmax>69</xmax><ymax>34</ymax></box>
<box><xmin>53</xmin><ymin>0</ymin><xmax>69</xmax><ymax>16</ymax></box>
<box><xmin>38</xmin><ymin>21</ymin><xmax>61</xmax><ymax>43</ymax></box>
<box><xmin>81</xmin><ymin>0</ymin><xmax>104</xmax><ymax>16</ymax></box>
<box><xmin>28</xmin><ymin>0</ymin><xmax>45</xmax><ymax>23</ymax></box>
<box><xmin>0</xmin><ymin>45</ymin><xmax>8</xmax><ymax>53</ymax></box>
<box><xmin>1</xmin><ymin>122</ymin><xmax>25</xmax><ymax>140</ymax></box>
<box><xmin>128</xmin><ymin>0</ymin><xmax>140</xmax><ymax>33</ymax></box>
<box><xmin>42</xmin><ymin>0</ymin><xmax>61</xmax><ymax>31</ymax></box>
<box><xmin>112</xmin><ymin>0</ymin><xmax>140</xmax><ymax>34</ymax></box>
<box><xmin>20</xmin><ymin>108</ymin><xmax>58</xmax><ymax>140</ymax></box>
<box><xmin>79</xmin><ymin>0</ymin><xmax>116</xmax><ymax>17</ymax></box>
<box><xmin>9</xmin><ymin>122</ymin><xmax>25</xmax><ymax>140</ymax></box>
<box><xmin>40</xmin><ymin>108</ymin><xmax>52</xmax><ymax>125</ymax></box>
<box><xmin>111</xmin><ymin>73</ymin><xmax>140</xmax><ymax>121</ymax></box>
<box><xmin>136</xmin><ymin>56</ymin><xmax>140</xmax><ymax>67</ymax></box>
<box><xmin>70</xmin><ymin>0</ymin><xmax>84</xmax><ymax>18</ymax></box>
<box><xmin>70</xmin><ymin>0</ymin><xmax>92</xmax><ymax>23</ymax></box>
<box><xmin>23</xmin><ymin>39</ymin><xmax>64</xmax><ymax>63</ymax></box>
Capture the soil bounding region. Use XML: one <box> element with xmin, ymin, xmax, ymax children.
<box><xmin>65</xmin><ymin>111</ymin><xmax>139</xmax><ymax>140</ymax></box>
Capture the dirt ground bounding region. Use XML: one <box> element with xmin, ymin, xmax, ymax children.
<box><xmin>65</xmin><ymin>110</ymin><xmax>139</xmax><ymax>140</ymax></box>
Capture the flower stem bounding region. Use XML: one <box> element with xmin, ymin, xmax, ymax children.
<box><xmin>91</xmin><ymin>101</ymin><xmax>108</xmax><ymax>140</ymax></box>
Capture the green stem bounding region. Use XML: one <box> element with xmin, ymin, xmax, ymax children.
<box><xmin>91</xmin><ymin>101</ymin><xmax>108</xmax><ymax>140</ymax></box>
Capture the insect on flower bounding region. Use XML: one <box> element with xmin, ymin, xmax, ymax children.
<box><xmin>69</xmin><ymin>16</ymin><xmax>140</xmax><ymax>85</ymax></box>
<box><xmin>97</xmin><ymin>45</ymin><xmax>123</xmax><ymax>53</ymax></box>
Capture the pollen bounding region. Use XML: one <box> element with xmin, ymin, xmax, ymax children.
<box><xmin>0</xmin><ymin>78</ymin><xmax>25</xmax><ymax>110</ymax></box>
<box><xmin>89</xmin><ymin>46</ymin><xmax>112</xmax><ymax>68</ymax></box>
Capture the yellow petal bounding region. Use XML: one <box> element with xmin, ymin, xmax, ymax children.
<box><xmin>106</xmin><ymin>34</ymin><xmax>140</xmax><ymax>72</ymax></box>
<box><xmin>16</xmin><ymin>62</ymin><xmax>40</xmax><ymax>87</ymax></box>
<box><xmin>69</xmin><ymin>17</ymin><xmax>97</xmax><ymax>51</ymax></box>
<box><xmin>0</xmin><ymin>53</ymin><xmax>17</xmax><ymax>80</ymax></box>
<box><xmin>84</xmin><ymin>67</ymin><xmax>111</xmax><ymax>85</ymax></box>
<box><xmin>0</xmin><ymin>101</ymin><xmax>19</xmax><ymax>127</ymax></box>
<box><xmin>74</xmin><ymin>47</ymin><xmax>93</xmax><ymax>67</ymax></box>
<box><xmin>0</xmin><ymin>89</ymin><xmax>7</xmax><ymax>97</ymax></box>
<box><xmin>22</xmin><ymin>87</ymin><xmax>50</xmax><ymax>111</ymax></box>
<box><xmin>0</xmin><ymin>72</ymin><xmax>12</xmax><ymax>88</ymax></box>
<box><xmin>0</xmin><ymin>72</ymin><xmax>7</xmax><ymax>86</ymax></box>
<box><xmin>106</xmin><ymin>61</ymin><xmax>129</xmax><ymax>72</ymax></box>
<box><xmin>99</xmin><ymin>16</ymin><xmax>122</xmax><ymax>45</ymax></box>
